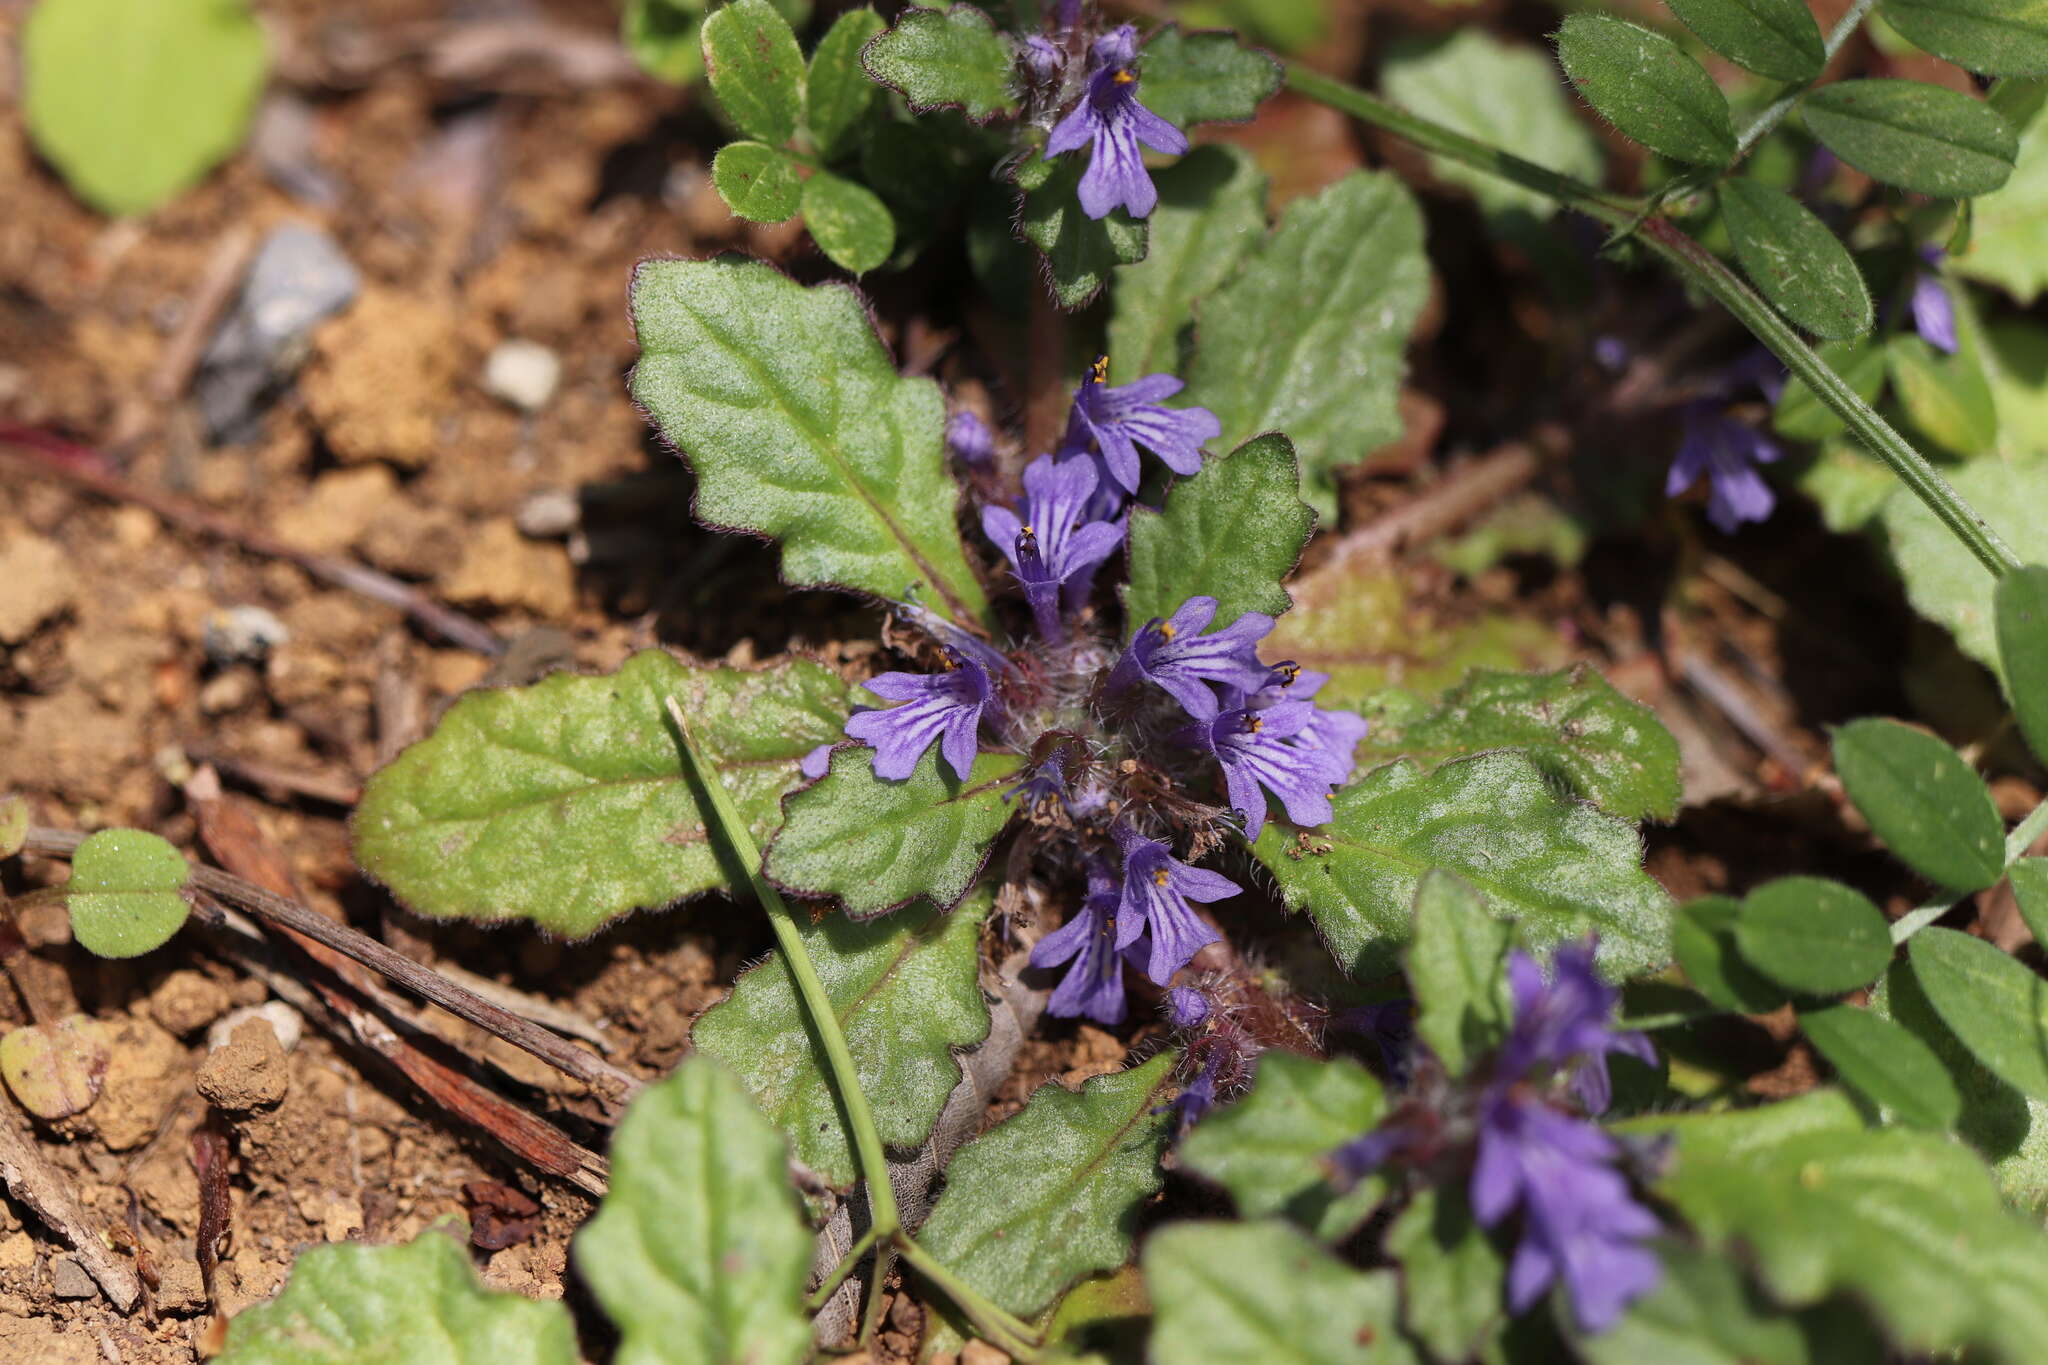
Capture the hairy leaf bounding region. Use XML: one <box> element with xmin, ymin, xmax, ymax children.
<box><xmin>1909</xmin><ymin>927</ymin><xmax>2048</xmax><ymax>1104</ymax></box>
<box><xmin>23</xmin><ymin>0</ymin><xmax>266</xmax><ymax>217</ymax></box>
<box><xmin>1250</xmin><ymin>751</ymin><xmax>1674</xmax><ymax>982</ymax></box>
<box><xmin>1014</xmin><ymin>152</ymin><xmax>1149</xmax><ymax>310</ymax></box>
<box><xmin>1144</xmin><ymin>1220</ymin><xmax>1415</xmax><ymax>1365</ymax></box>
<box><xmin>1666</xmin><ymin>0</ymin><xmax>1825</xmax><ymax>80</ymax></box>
<box><xmin>1718</xmin><ymin>178</ymin><xmax>1873</xmax><ymax>340</ymax></box>
<box><xmin>1801</xmin><ymin>79</ymin><xmax>2017</xmax><ymax>197</ymax></box>
<box><xmin>702</xmin><ymin>0</ymin><xmax>805</xmax><ymax>145</ymax></box>
<box><xmin>354</xmin><ymin>652</ymin><xmax>848</xmax><ymax>937</ymax></box>
<box><xmin>577</xmin><ymin>1059</ymin><xmax>813</xmax><ymax>1365</ymax></box>
<box><xmin>1357</xmin><ymin>664</ymin><xmax>1682</xmax><ymax>822</ymax></box>
<box><xmin>801</xmin><ymin>170</ymin><xmax>895</xmax><ymax>274</ymax></box>
<box><xmin>918</xmin><ymin>1053</ymin><xmax>1176</xmax><ymax>1316</ymax></box>
<box><xmin>1123</xmin><ymin>433</ymin><xmax>1314</xmax><ymax>635</ymax></box>
<box><xmin>1555</xmin><ymin>15</ymin><xmax>1736</xmax><ymax>165</ymax></box>
<box><xmin>711</xmin><ymin>140</ymin><xmax>803</xmax><ymax>221</ymax></box>
<box><xmin>630</xmin><ymin>256</ymin><xmax>989</xmax><ymax>623</ymax></box>
<box><xmin>1735</xmin><ymin>877</ymin><xmax>1892</xmax><ymax>995</ymax></box>
<box><xmin>1385</xmin><ymin>1188</ymin><xmax>1504</xmax><ymax>1364</ymax></box>
<box><xmin>1883</xmin><ymin>454</ymin><xmax>2048</xmax><ymax>680</ymax></box>
<box><xmin>804</xmin><ymin>8</ymin><xmax>887</xmax><ymax>160</ymax></box>
<box><xmin>1186</xmin><ymin>171</ymin><xmax>1428</xmax><ymax>518</ymax></box>
<box><xmin>693</xmin><ymin>890</ymin><xmax>991</xmax><ymax>1185</ymax></box>
<box><xmin>1408</xmin><ymin>870</ymin><xmax>1514</xmax><ymax>1075</ymax></box>
<box><xmin>217</xmin><ymin>1226</ymin><xmax>576</xmax><ymax>1365</ymax></box>
<box><xmin>1179</xmin><ymin>1051</ymin><xmax>1386</xmax><ymax>1241</ymax></box>
<box><xmin>64</xmin><ymin>829</ymin><xmax>191</xmax><ymax>960</ymax></box>
<box><xmin>1797</xmin><ymin>1002</ymin><xmax>1960</xmax><ymax>1129</ymax></box>
<box><xmin>1134</xmin><ymin>26</ymin><xmax>1281</xmax><ymax>129</ymax></box>
<box><xmin>1832</xmin><ymin>718</ymin><xmax>2003</xmax><ymax>893</ymax></box>
<box><xmin>1107</xmin><ymin>145</ymin><xmax>1269</xmax><ymax>380</ymax></box>
<box><xmin>1673</xmin><ymin>895</ymin><xmax>1789</xmax><ymax>1014</ymax></box>
<box><xmin>1996</xmin><ymin>565</ymin><xmax>2048</xmax><ymax>764</ymax></box>
<box><xmin>1953</xmin><ymin>91</ymin><xmax>2048</xmax><ymax>302</ymax></box>
<box><xmin>862</xmin><ymin>4</ymin><xmax>1018</xmax><ymax>122</ymax></box>
<box><xmin>765</xmin><ymin>745</ymin><xmax>1019</xmax><ymax>917</ymax></box>
<box><xmin>1881</xmin><ymin>0</ymin><xmax>2048</xmax><ymax>76</ymax></box>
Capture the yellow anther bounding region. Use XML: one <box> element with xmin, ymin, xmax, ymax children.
<box><xmin>1152</xmin><ymin>867</ymin><xmax>1171</xmax><ymax>887</ymax></box>
<box><xmin>1091</xmin><ymin>354</ymin><xmax>1110</xmax><ymax>383</ymax></box>
<box><xmin>1246</xmin><ymin>716</ymin><xmax>1264</xmax><ymax>733</ymax></box>
<box><xmin>1113</xmin><ymin>68</ymin><xmax>1136</xmax><ymax>84</ymax></box>
<box><xmin>1158</xmin><ymin>621</ymin><xmax>1177</xmax><ymax>641</ymax></box>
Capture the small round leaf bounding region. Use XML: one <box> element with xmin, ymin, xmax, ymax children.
<box><xmin>1735</xmin><ymin>876</ymin><xmax>1892</xmax><ymax>995</ymax></box>
<box><xmin>1555</xmin><ymin>15</ymin><xmax>1737</xmax><ymax>166</ymax></box>
<box><xmin>1832</xmin><ymin>718</ymin><xmax>2004</xmax><ymax>893</ymax></box>
<box><xmin>65</xmin><ymin>828</ymin><xmax>192</xmax><ymax>960</ymax></box>
<box><xmin>1719</xmin><ymin>178</ymin><xmax>1873</xmax><ymax>339</ymax></box>
<box><xmin>711</xmin><ymin>141</ymin><xmax>803</xmax><ymax>222</ymax></box>
<box><xmin>1797</xmin><ymin>1001</ymin><xmax>1960</xmax><ymax>1129</ymax></box>
<box><xmin>1674</xmin><ymin>895</ymin><xmax>1788</xmax><ymax>1013</ymax></box>
<box><xmin>800</xmin><ymin>171</ymin><xmax>896</xmax><ymax>275</ymax></box>
<box><xmin>1801</xmin><ymin>79</ymin><xmax>2018</xmax><ymax>198</ymax></box>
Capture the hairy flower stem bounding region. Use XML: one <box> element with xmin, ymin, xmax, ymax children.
<box><xmin>1284</xmin><ymin>64</ymin><xmax>2021</xmax><ymax>580</ymax></box>
<box><xmin>664</xmin><ymin>698</ymin><xmax>1046</xmax><ymax>1361</ymax></box>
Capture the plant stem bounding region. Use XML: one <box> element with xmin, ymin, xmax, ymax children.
<box><xmin>663</xmin><ymin>697</ymin><xmax>903</xmax><ymax>1240</ymax></box>
<box><xmin>894</xmin><ymin>1236</ymin><xmax>1043</xmax><ymax>1360</ymax></box>
<box><xmin>1890</xmin><ymin>796</ymin><xmax>2048</xmax><ymax>945</ymax></box>
<box><xmin>1283</xmin><ymin>65</ymin><xmax>2021</xmax><ymax>580</ymax></box>
<box><xmin>1731</xmin><ymin>0</ymin><xmax>1879</xmax><ymax>159</ymax></box>
<box><xmin>806</xmin><ymin>1225</ymin><xmax>882</xmax><ymax>1311</ymax></box>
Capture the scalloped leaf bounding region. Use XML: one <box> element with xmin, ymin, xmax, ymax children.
<box><xmin>1106</xmin><ymin>144</ymin><xmax>1269</xmax><ymax>380</ymax></box>
<box><xmin>354</xmin><ymin>652</ymin><xmax>848</xmax><ymax>938</ymax></box>
<box><xmin>764</xmin><ymin>745</ymin><xmax>1019</xmax><ymax>917</ymax></box>
<box><xmin>217</xmin><ymin>1226</ymin><xmax>577</xmax><ymax>1365</ymax></box>
<box><xmin>1583</xmin><ymin>1245</ymin><xmax>1875</xmax><ymax>1365</ymax></box>
<box><xmin>1185</xmin><ymin>171</ymin><xmax>1427</xmax><ymax>519</ymax></box>
<box><xmin>630</xmin><ymin>256</ymin><xmax>990</xmax><ymax>625</ymax></box>
<box><xmin>1014</xmin><ymin>152</ymin><xmax>1149</xmax><ymax>310</ymax></box>
<box><xmin>1134</xmin><ymin>26</ymin><xmax>1281</xmax><ymax>130</ymax></box>
<box><xmin>576</xmin><ymin>1058</ymin><xmax>813</xmax><ymax>1365</ymax></box>
<box><xmin>1179</xmin><ymin>1051</ymin><xmax>1386</xmax><ymax>1241</ymax></box>
<box><xmin>1250</xmin><ymin>751</ymin><xmax>1674</xmax><ymax>982</ymax></box>
<box><xmin>64</xmin><ymin>828</ymin><xmax>191</xmax><ymax>960</ymax></box>
<box><xmin>917</xmin><ymin>1053</ymin><xmax>1176</xmax><ymax>1316</ymax></box>
<box><xmin>693</xmin><ymin>888</ymin><xmax>992</xmax><ymax>1185</ymax></box>
<box><xmin>861</xmin><ymin>4</ymin><xmax>1018</xmax><ymax>123</ymax></box>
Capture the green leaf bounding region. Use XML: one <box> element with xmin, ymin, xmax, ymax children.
<box><xmin>1954</xmin><ymin>94</ymin><xmax>2048</xmax><ymax>302</ymax></box>
<box><xmin>64</xmin><ymin>828</ymin><xmax>190</xmax><ymax>960</ymax></box>
<box><xmin>1800</xmin><ymin>79</ymin><xmax>2018</xmax><ymax>197</ymax></box>
<box><xmin>576</xmin><ymin>1059</ymin><xmax>813</xmax><ymax>1365</ymax></box>
<box><xmin>1145</xmin><ymin>1221</ymin><xmax>1416</xmax><ymax>1365</ymax></box>
<box><xmin>1886</xmin><ymin>332</ymin><xmax>1997</xmax><ymax>456</ymax></box>
<box><xmin>1185</xmin><ymin>171</ymin><xmax>1428</xmax><ymax>519</ymax></box>
<box><xmin>918</xmin><ymin>1053</ymin><xmax>1177</xmax><ymax>1317</ymax></box>
<box><xmin>1250</xmin><ymin>751</ymin><xmax>1674</xmax><ymax>982</ymax></box>
<box><xmin>2014</xmin><ymin>858</ymin><xmax>2048</xmax><ymax>946</ymax></box>
<box><xmin>862</xmin><ymin>4</ymin><xmax>1018</xmax><ymax>123</ymax></box>
<box><xmin>1718</xmin><ymin>179</ymin><xmax>1873</xmax><ymax>340</ymax></box>
<box><xmin>1554</xmin><ymin>15</ymin><xmax>1737</xmax><ymax>166</ymax></box>
<box><xmin>1666</xmin><ymin>0</ymin><xmax>1825</xmax><ymax>80</ymax></box>
<box><xmin>0</xmin><ymin>1015</ymin><xmax>111</xmax><ymax>1121</ymax></box>
<box><xmin>1734</xmin><ymin>877</ymin><xmax>1892</xmax><ymax>995</ymax></box>
<box><xmin>1014</xmin><ymin>153</ymin><xmax>1149</xmax><ymax>310</ymax></box>
<box><xmin>1995</xmin><ymin>565</ymin><xmax>2048</xmax><ymax>764</ymax></box>
<box><xmin>1909</xmin><ymin>927</ymin><xmax>2048</xmax><ymax>1104</ymax></box>
<box><xmin>23</xmin><ymin>0</ymin><xmax>266</xmax><ymax>217</ymax></box>
<box><xmin>629</xmin><ymin>256</ymin><xmax>990</xmax><ymax>624</ymax></box>
<box><xmin>1772</xmin><ymin>340</ymin><xmax>1887</xmax><ymax>442</ymax></box>
<box><xmin>1122</xmin><ymin>433</ymin><xmax>1314</xmax><ymax>636</ymax></box>
<box><xmin>1106</xmin><ymin>145</ymin><xmax>1270</xmax><ymax>380</ymax></box>
<box><xmin>1407</xmin><ymin>870</ymin><xmax>1514</xmax><ymax>1075</ymax></box>
<box><xmin>711</xmin><ymin>140</ymin><xmax>803</xmax><ymax>222</ymax></box>
<box><xmin>801</xmin><ymin>170</ymin><xmax>895</xmax><ymax>274</ymax></box>
<box><xmin>1581</xmin><ymin>1245</ymin><xmax>1864</xmax><ymax>1365</ymax></box>
<box><xmin>1673</xmin><ymin>895</ymin><xmax>1790</xmax><ymax>1013</ymax></box>
<box><xmin>1379</xmin><ymin>29</ymin><xmax>1605</xmax><ymax>221</ymax></box>
<box><xmin>623</xmin><ymin>0</ymin><xmax>708</xmax><ymax>84</ymax></box>
<box><xmin>1132</xmin><ymin>26</ymin><xmax>1281</xmax><ymax>129</ymax></box>
<box><xmin>1883</xmin><ymin>453</ymin><xmax>2048</xmax><ymax>680</ymax></box>
<box><xmin>1357</xmin><ymin>665</ymin><xmax>1683</xmax><ymax>822</ymax></box>
<box><xmin>217</xmin><ymin>1226</ymin><xmax>576</xmax><ymax>1365</ymax></box>
<box><xmin>1623</xmin><ymin>1089</ymin><xmax>2048</xmax><ymax>1361</ymax></box>
<box><xmin>1178</xmin><ymin>1052</ymin><xmax>1386</xmax><ymax>1241</ymax></box>
<box><xmin>354</xmin><ymin>653</ymin><xmax>844</xmax><ymax>937</ymax></box>
<box><xmin>701</xmin><ymin>0</ymin><xmax>806</xmax><ymax>145</ymax></box>
<box><xmin>1881</xmin><ymin>0</ymin><xmax>2048</xmax><ymax>76</ymax></box>
<box><xmin>1385</xmin><ymin>1188</ymin><xmax>1503</xmax><ymax>1364</ymax></box>
<box><xmin>804</xmin><ymin>8</ymin><xmax>886</xmax><ymax>160</ymax></box>
<box><xmin>765</xmin><ymin>746</ymin><xmax>1018</xmax><ymax>917</ymax></box>
<box><xmin>1797</xmin><ymin>1001</ymin><xmax>1962</xmax><ymax>1129</ymax></box>
<box><xmin>693</xmin><ymin>890</ymin><xmax>991</xmax><ymax>1185</ymax></box>
<box><xmin>1831</xmin><ymin>718</ymin><xmax>2004</xmax><ymax>892</ymax></box>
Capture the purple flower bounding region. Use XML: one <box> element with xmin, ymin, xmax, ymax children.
<box><xmin>1168</xmin><ymin>986</ymin><xmax>1210</xmax><ymax>1028</ymax></box>
<box><xmin>1227</xmin><ymin>663</ymin><xmax>1369</xmax><ymax>787</ymax></box>
<box><xmin>1111</xmin><ymin>823</ymin><xmax>1235</xmax><ymax>985</ymax></box>
<box><xmin>842</xmin><ymin>650</ymin><xmax>993</xmax><ymax>781</ymax></box>
<box><xmin>981</xmin><ymin>454</ymin><xmax>1125</xmax><ymax>641</ymax></box>
<box><xmin>1499</xmin><ymin>944</ymin><xmax>1654</xmax><ymax>1116</ymax></box>
<box><xmin>1059</xmin><ymin>356</ymin><xmax>1221</xmax><ymax>495</ymax></box>
<box><xmin>1031</xmin><ymin>860</ymin><xmax>1141</xmax><ymax>1025</ymax></box>
<box><xmin>1908</xmin><ymin>246</ymin><xmax>1958</xmax><ymax>355</ymax></box>
<box><xmin>1180</xmin><ymin>699</ymin><xmax>1348</xmax><ymax>839</ymax></box>
<box><xmin>1019</xmin><ymin>34</ymin><xmax>1065</xmax><ymax>87</ymax></box>
<box><xmin>799</xmin><ymin>743</ymin><xmax>833</xmax><ymax>780</ymax></box>
<box><xmin>1107</xmin><ymin>596</ymin><xmax>1273</xmax><ymax>720</ymax></box>
<box><xmin>947</xmin><ymin>410</ymin><xmax>995</xmax><ymax>466</ymax></box>
<box><xmin>1043</xmin><ymin>25</ymin><xmax>1186</xmax><ymax>220</ymax></box>
<box><xmin>1666</xmin><ymin>401</ymin><xmax>1781</xmax><ymax>534</ymax></box>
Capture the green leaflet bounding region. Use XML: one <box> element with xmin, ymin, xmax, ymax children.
<box><xmin>711</xmin><ymin>141</ymin><xmax>804</xmax><ymax>221</ymax></box>
<box><xmin>701</xmin><ymin>0</ymin><xmax>806</xmax><ymax>145</ymax></box>
<box><xmin>24</xmin><ymin>0</ymin><xmax>267</xmax><ymax>217</ymax></box>
<box><xmin>1356</xmin><ymin>664</ymin><xmax>1683</xmax><ymax>822</ymax></box>
<box><xmin>1831</xmin><ymin>718</ymin><xmax>2004</xmax><ymax>893</ymax></box>
<box><xmin>1881</xmin><ymin>0</ymin><xmax>2048</xmax><ymax>76</ymax></box>
<box><xmin>1014</xmin><ymin>152</ymin><xmax>1150</xmax><ymax>310</ymax></box>
<box><xmin>1622</xmin><ymin>1090</ymin><xmax>2048</xmax><ymax>1361</ymax></box>
<box><xmin>1144</xmin><ymin>1220</ymin><xmax>1416</xmax><ymax>1365</ymax></box>
<box><xmin>1666</xmin><ymin>0</ymin><xmax>1825</xmax><ymax>81</ymax></box>
<box><xmin>2012</xmin><ymin>858</ymin><xmax>2048</xmax><ymax>947</ymax></box>
<box><xmin>630</xmin><ymin>257</ymin><xmax>989</xmax><ymax>624</ymax></box>
<box><xmin>1385</xmin><ymin>1188</ymin><xmax>1504</xmax><ymax>1364</ymax></box>
<box><xmin>353</xmin><ymin>652</ymin><xmax>848</xmax><ymax>938</ymax></box>
<box><xmin>1883</xmin><ymin>453</ymin><xmax>2048</xmax><ymax>682</ymax></box>
<box><xmin>1909</xmin><ymin>927</ymin><xmax>2048</xmax><ymax>1104</ymax></box>
<box><xmin>1178</xmin><ymin>1051</ymin><xmax>1387</xmax><ymax>1241</ymax></box>
<box><xmin>1250</xmin><ymin>751</ymin><xmax>1674</xmax><ymax>982</ymax></box>
<box><xmin>1554</xmin><ymin>14</ymin><xmax>1736</xmax><ymax>165</ymax></box>
<box><xmin>1133</xmin><ymin>26</ymin><xmax>1282</xmax><ymax>130</ymax></box>
<box><xmin>804</xmin><ymin>8</ymin><xmax>887</xmax><ymax>160</ymax></box>
<box><xmin>216</xmin><ymin>1226</ymin><xmax>577</xmax><ymax>1365</ymax></box>
<box><xmin>1734</xmin><ymin>877</ymin><xmax>1892</xmax><ymax>996</ymax></box>
<box><xmin>1995</xmin><ymin>565</ymin><xmax>2048</xmax><ymax>762</ymax></box>
<box><xmin>1106</xmin><ymin>145</ymin><xmax>1270</xmax><ymax>380</ymax></box>
<box><xmin>693</xmin><ymin>889</ymin><xmax>992</xmax><ymax>1185</ymax></box>
<box><xmin>1407</xmin><ymin>870</ymin><xmax>1514</xmax><ymax>1075</ymax></box>
<box><xmin>1797</xmin><ymin>1001</ymin><xmax>1961</xmax><ymax>1130</ymax></box>
<box><xmin>1185</xmin><ymin>171</ymin><xmax>1429</xmax><ymax>519</ymax></box>
<box><xmin>1718</xmin><ymin>178</ymin><xmax>1873</xmax><ymax>340</ymax></box>
<box><xmin>1122</xmin><ymin>433</ymin><xmax>1315</xmax><ymax>636</ymax></box>
<box><xmin>918</xmin><ymin>1053</ymin><xmax>1177</xmax><ymax>1316</ymax></box>
<box><xmin>1800</xmin><ymin>79</ymin><xmax>2017</xmax><ymax>198</ymax></box>
<box><xmin>764</xmin><ymin>746</ymin><xmax>1019</xmax><ymax>917</ymax></box>
<box><xmin>64</xmin><ymin>829</ymin><xmax>191</xmax><ymax>960</ymax></box>
<box><xmin>1673</xmin><ymin>895</ymin><xmax>1789</xmax><ymax>1014</ymax></box>
<box><xmin>862</xmin><ymin>4</ymin><xmax>1019</xmax><ymax>123</ymax></box>
<box><xmin>576</xmin><ymin>1059</ymin><xmax>813</xmax><ymax>1365</ymax></box>
<box><xmin>801</xmin><ymin>170</ymin><xmax>896</xmax><ymax>274</ymax></box>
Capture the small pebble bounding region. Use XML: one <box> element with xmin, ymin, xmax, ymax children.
<box><xmin>484</xmin><ymin>339</ymin><xmax>562</xmax><ymax>414</ymax></box>
<box><xmin>202</xmin><ymin>605</ymin><xmax>289</xmax><ymax>667</ymax></box>
<box><xmin>208</xmin><ymin>1001</ymin><xmax>304</xmax><ymax>1055</ymax></box>
<box><xmin>516</xmin><ymin>488</ymin><xmax>580</xmax><ymax>539</ymax></box>
<box><xmin>50</xmin><ymin>1256</ymin><xmax>96</xmax><ymax>1299</ymax></box>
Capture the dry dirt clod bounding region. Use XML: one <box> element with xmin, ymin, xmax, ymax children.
<box><xmin>960</xmin><ymin>1344</ymin><xmax>1013</xmax><ymax>1365</ymax></box>
<box><xmin>87</xmin><ymin>1018</ymin><xmax>187</xmax><ymax>1152</ymax></box>
<box><xmin>148</xmin><ymin>972</ymin><xmax>234</xmax><ymax>1039</ymax></box>
<box><xmin>0</xmin><ymin>535</ymin><xmax>76</xmax><ymax>644</ymax></box>
<box><xmin>195</xmin><ymin>1018</ymin><xmax>289</xmax><ymax>1112</ymax></box>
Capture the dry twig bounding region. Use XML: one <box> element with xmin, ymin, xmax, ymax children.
<box><xmin>0</xmin><ymin>1108</ymin><xmax>142</xmax><ymax>1310</ymax></box>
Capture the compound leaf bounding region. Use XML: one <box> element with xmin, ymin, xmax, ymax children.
<box><xmin>1735</xmin><ymin>877</ymin><xmax>1892</xmax><ymax>996</ymax></box>
<box><xmin>1555</xmin><ymin>14</ymin><xmax>1736</xmax><ymax>165</ymax></box>
<box><xmin>1666</xmin><ymin>0</ymin><xmax>1825</xmax><ymax>81</ymax></box>
<box><xmin>1832</xmin><ymin>718</ymin><xmax>2004</xmax><ymax>893</ymax></box>
<box><xmin>1134</xmin><ymin>26</ymin><xmax>1281</xmax><ymax>129</ymax></box>
<box><xmin>1801</xmin><ymin>79</ymin><xmax>2017</xmax><ymax>197</ymax></box>
<box><xmin>1673</xmin><ymin>895</ymin><xmax>1789</xmax><ymax>1014</ymax></box>
<box><xmin>1798</xmin><ymin>1001</ymin><xmax>1960</xmax><ymax>1129</ymax></box>
<box><xmin>1719</xmin><ymin>178</ymin><xmax>1873</xmax><ymax>340</ymax></box>
<box><xmin>1107</xmin><ymin>145</ymin><xmax>1269</xmax><ymax>380</ymax></box>
<box><xmin>64</xmin><ymin>829</ymin><xmax>191</xmax><ymax>960</ymax></box>
<box><xmin>1881</xmin><ymin>0</ymin><xmax>2048</xmax><ymax>77</ymax></box>
<box><xmin>1909</xmin><ymin>927</ymin><xmax>2048</xmax><ymax>1104</ymax></box>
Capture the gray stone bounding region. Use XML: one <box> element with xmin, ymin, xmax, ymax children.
<box><xmin>196</xmin><ymin>224</ymin><xmax>360</xmax><ymax>443</ymax></box>
<box><xmin>49</xmin><ymin>1256</ymin><xmax>96</xmax><ymax>1299</ymax></box>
